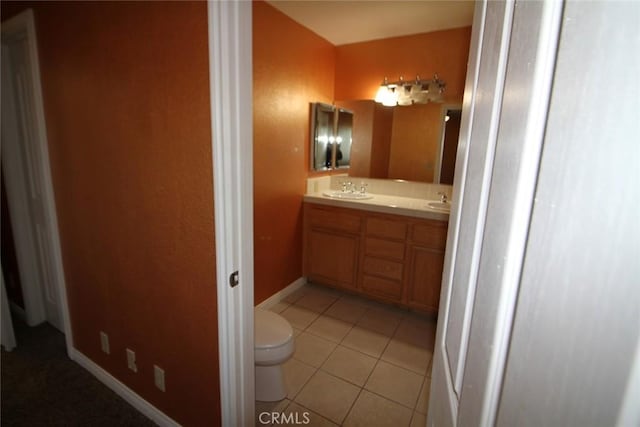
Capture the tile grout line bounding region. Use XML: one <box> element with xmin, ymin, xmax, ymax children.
<box><xmin>414</xmin><ymin>374</ymin><xmax>429</xmax><ymax>414</ymax></box>
<box><xmin>358</xmin><ymin>359</ymin><xmax>424</xmax><ymax>413</ymax></box>
<box><xmin>283</xmin><ymin>399</ymin><xmax>338</xmax><ymax>426</ymax></box>
<box><xmin>298</xmin><ymin>292</ymin><xmax>365</xmax><ymax>426</ymax></box>
<box><xmin>292</xmin><ymin>289</ymin><xmax>432</xmax><ymax>382</ymax></box>
<box><xmin>339</xmin><ymin>383</ymin><xmax>365</xmax><ymax>426</ymax></box>
<box><xmin>338</xmin><ymin>295</ymin><xmax>430</xmax><ymax>413</ymax></box>
<box><xmin>273</xmin><ymin>284</ymin><xmax>433</xmax><ymax>424</ymax></box>
<box><xmin>291</xmin><ymin>293</ymin><xmax>355</xmax><ymax>425</ymax></box>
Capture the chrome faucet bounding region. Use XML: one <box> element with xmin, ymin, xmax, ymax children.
<box><xmin>359</xmin><ymin>182</ymin><xmax>368</xmax><ymax>194</ymax></box>
<box><xmin>437</xmin><ymin>192</ymin><xmax>448</xmax><ymax>203</ymax></box>
<box><xmin>341</xmin><ymin>180</ymin><xmax>354</xmax><ymax>192</ymax></box>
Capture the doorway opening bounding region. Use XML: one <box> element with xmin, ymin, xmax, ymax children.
<box><xmin>1</xmin><ymin>173</ymin><xmax>25</xmax><ymax>314</ymax></box>
<box><xmin>435</xmin><ymin>106</ymin><xmax>463</xmax><ymax>185</ymax></box>
<box><xmin>1</xmin><ymin>9</ymin><xmax>71</xmax><ymax>352</ymax></box>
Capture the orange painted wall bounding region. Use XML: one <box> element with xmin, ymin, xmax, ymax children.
<box><xmin>252</xmin><ymin>9</ymin><xmax>470</xmax><ymax>301</ymax></box>
<box><xmin>370</xmin><ymin>104</ymin><xmax>395</xmax><ymax>179</ymax></box>
<box><xmin>336</xmin><ymin>100</ymin><xmax>396</xmax><ymax>179</ymax></box>
<box><xmin>2</xmin><ymin>2</ymin><xmax>220</xmax><ymax>425</ymax></box>
<box><xmin>253</xmin><ymin>1</ymin><xmax>335</xmax><ymax>304</ymax></box>
<box><xmin>388</xmin><ymin>104</ymin><xmax>443</xmax><ymax>182</ymax></box>
<box><xmin>334</xmin><ymin>27</ymin><xmax>472</xmax><ymax>103</ymax></box>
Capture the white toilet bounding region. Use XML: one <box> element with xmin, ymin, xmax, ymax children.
<box><xmin>255</xmin><ymin>308</ymin><xmax>295</xmax><ymax>402</ymax></box>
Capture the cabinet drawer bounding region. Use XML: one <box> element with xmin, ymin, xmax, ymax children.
<box><xmin>307</xmin><ymin>206</ymin><xmax>361</xmax><ymax>234</ymax></box>
<box><xmin>362</xmin><ymin>256</ymin><xmax>403</xmax><ymax>281</ymax></box>
<box><xmin>364</xmin><ymin>238</ymin><xmax>405</xmax><ymax>261</ymax></box>
<box><xmin>361</xmin><ymin>275</ymin><xmax>402</xmax><ymax>299</ymax></box>
<box><xmin>411</xmin><ymin>222</ymin><xmax>447</xmax><ymax>250</ymax></box>
<box><xmin>365</xmin><ymin>217</ymin><xmax>407</xmax><ymax>240</ymax></box>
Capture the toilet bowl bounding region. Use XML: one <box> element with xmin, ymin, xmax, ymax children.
<box><xmin>255</xmin><ymin>308</ymin><xmax>294</xmax><ymax>402</ymax></box>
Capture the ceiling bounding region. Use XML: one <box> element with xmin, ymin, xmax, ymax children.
<box><xmin>266</xmin><ymin>1</ymin><xmax>476</xmax><ymax>46</ymax></box>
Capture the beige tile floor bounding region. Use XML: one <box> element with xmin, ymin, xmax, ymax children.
<box><xmin>256</xmin><ymin>284</ymin><xmax>436</xmax><ymax>427</ymax></box>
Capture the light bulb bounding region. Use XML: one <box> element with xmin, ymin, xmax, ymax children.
<box><xmin>382</xmin><ymin>87</ymin><xmax>398</xmax><ymax>106</ymax></box>
<box><xmin>375</xmin><ymin>84</ymin><xmax>388</xmax><ymax>103</ymax></box>
<box><xmin>397</xmin><ymin>85</ymin><xmax>412</xmax><ymax>106</ymax></box>
<box><xmin>375</xmin><ymin>77</ymin><xmax>390</xmax><ymax>103</ymax></box>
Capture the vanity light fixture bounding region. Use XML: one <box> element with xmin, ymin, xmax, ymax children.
<box><xmin>374</xmin><ymin>77</ymin><xmax>398</xmax><ymax>106</ymax></box>
<box><xmin>374</xmin><ymin>74</ymin><xmax>446</xmax><ymax>106</ymax></box>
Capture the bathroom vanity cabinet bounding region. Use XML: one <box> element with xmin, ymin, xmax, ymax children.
<box><xmin>303</xmin><ymin>202</ymin><xmax>448</xmax><ymax>314</ymax></box>
<box><xmin>305</xmin><ymin>206</ymin><xmax>361</xmax><ymax>291</ymax></box>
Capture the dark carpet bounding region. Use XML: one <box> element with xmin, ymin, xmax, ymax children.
<box><xmin>1</xmin><ymin>317</ymin><xmax>156</xmax><ymax>426</ymax></box>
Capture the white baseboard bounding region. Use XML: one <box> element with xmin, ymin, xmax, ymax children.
<box><xmin>256</xmin><ymin>277</ymin><xmax>307</xmax><ymax>310</ymax></box>
<box><xmin>69</xmin><ymin>349</ymin><xmax>181</xmax><ymax>427</ymax></box>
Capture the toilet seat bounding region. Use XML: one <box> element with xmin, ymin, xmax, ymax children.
<box><xmin>254</xmin><ymin>309</ymin><xmax>294</xmax><ymax>366</ymax></box>
<box><xmin>255</xmin><ymin>309</ymin><xmax>293</xmax><ymax>349</ymax></box>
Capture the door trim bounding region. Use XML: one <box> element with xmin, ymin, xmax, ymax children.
<box><xmin>1</xmin><ymin>9</ymin><xmax>72</xmax><ymax>352</ymax></box>
<box><xmin>428</xmin><ymin>0</ymin><xmax>488</xmax><ymax>423</ymax></box>
<box><xmin>458</xmin><ymin>2</ymin><xmax>564</xmax><ymax>423</ymax></box>
<box><xmin>207</xmin><ymin>1</ymin><xmax>255</xmax><ymax>425</ymax></box>
<box><xmin>429</xmin><ymin>0</ymin><xmax>565</xmax><ymax>424</ymax></box>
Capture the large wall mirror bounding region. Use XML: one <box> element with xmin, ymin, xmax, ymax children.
<box><xmin>334</xmin><ymin>100</ymin><xmax>462</xmax><ymax>183</ymax></box>
<box><xmin>310</xmin><ymin>102</ymin><xmax>354</xmax><ymax>171</ymax></box>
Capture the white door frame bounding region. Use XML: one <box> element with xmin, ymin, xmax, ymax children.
<box><xmin>457</xmin><ymin>1</ymin><xmax>563</xmax><ymax>423</ymax></box>
<box><xmin>1</xmin><ymin>9</ymin><xmax>72</xmax><ymax>352</ymax></box>
<box><xmin>207</xmin><ymin>1</ymin><xmax>255</xmax><ymax>425</ymax></box>
<box><xmin>428</xmin><ymin>1</ymin><xmax>493</xmax><ymax>422</ymax></box>
<box><xmin>429</xmin><ymin>0</ymin><xmax>564</xmax><ymax>424</ymax></box>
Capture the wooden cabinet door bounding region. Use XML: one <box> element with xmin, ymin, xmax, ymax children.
<box><xmin>306</xmin><ymin>229</ymin><xmax>359</xmax><ymax>290</ymax></box>
<box><xmin>407</xmin><ymin>245</ymin><xmax>445</xmax><ymax>313</ymax></box>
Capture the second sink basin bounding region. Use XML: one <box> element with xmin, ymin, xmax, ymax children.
<box><xmin>323</xmin><ymin>190</ymin><xmax>374</xmax><ymax>200</ymax></box>
<box><xmin>427</xmin><ymin>201</ymin><xmax>451</xmax><ymax>212</ymax></box>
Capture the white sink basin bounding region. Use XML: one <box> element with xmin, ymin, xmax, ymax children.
<box><xmin>323</xmin><ymin>190</ymin><xmax>374</xmax><ymax>200</ymax></box>
<box><xmin>427</xmin><ymin>201</ymin><xmax>451</xmax><ymax>212</ymax></box>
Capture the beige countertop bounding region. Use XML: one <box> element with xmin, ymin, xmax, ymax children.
<box><xmin>304</xmin><ymin>192</ymin><xmax>450</xmax><ymax>221</ymax></box>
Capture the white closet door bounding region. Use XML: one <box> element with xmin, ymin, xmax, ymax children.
<box><xmin>496</xmin><ymin>2</ymin><xmax>640</xmax><ymax>426</ymax></box>
<box><xmin>429</xmin><ymin>0</ymin><xmax>563</xmax><ymax>424</ymax></box>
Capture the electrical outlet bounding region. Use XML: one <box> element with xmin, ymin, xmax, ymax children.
<box><xmin>126</xmin><ymin>349</ymin><xmax>138</xmax><ymax>373</ymax></box>
<box><xmin>100</xmin><ymin>332</ymin><xmax>110</xmax><ymax>354</ymax></box>
<box><xmin>154</xmin><ymin>365</ymin><xmax>165</xmax><ymax>392</ymax></box>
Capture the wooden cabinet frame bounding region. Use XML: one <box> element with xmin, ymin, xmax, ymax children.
<box><xmin>303</xmin><ymin>202</ymin><xmax>448</xmax><ymax>315</ymax></box>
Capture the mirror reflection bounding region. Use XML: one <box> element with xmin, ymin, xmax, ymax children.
<box><xmin>436</xmin><ymin>107</ymin><xmax>462</xmax><ymax>185</ymax></box>
<box><xmin>335</xmin><ymin>108</ymin><xmax>353</xmax><ymax>168</ymax></box>
<box><xmin>334</xmin><ymin>100</ymin><xmax>461</xmax><ymax>183</ymax></box>
<box><xmin>311</xmin><ymin>103</ymin><xmax>334</xmax><ymax>170</ymax></box>
<box><xmin>310</xmin><ymin>102</ymin><xmax>353</xmax><ymax>171</ymax></box>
